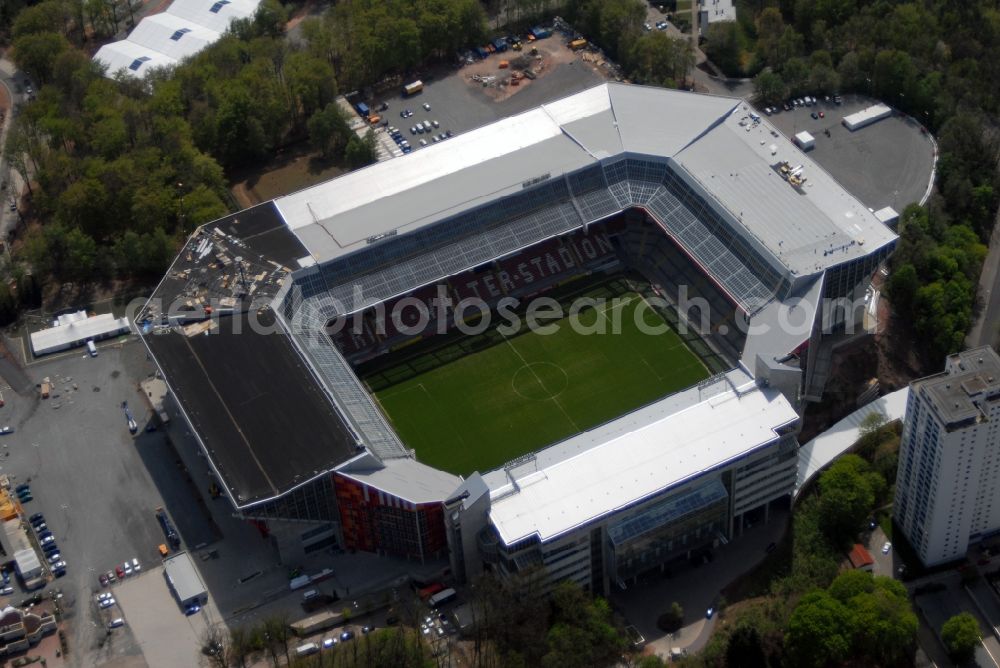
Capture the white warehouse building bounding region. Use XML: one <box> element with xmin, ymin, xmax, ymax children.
<box><xmin>29</xmin><ymin>311</ymin><xmax>131</xmax><ymax>357</ymax></box>
<box><xmin>94</xmin><ymin>0</ymin><xmax>260</xmax><ymax>78</ymax></box>
<box><xmin>894</xmin><ymin>346</ymin><xmax>1000</xmax><ymax>567</ymax></box>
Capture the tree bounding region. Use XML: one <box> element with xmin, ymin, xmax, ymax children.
<box><xmin>850</xmin><ymin>576</ymin><xmax>917</xmax><ymax>665</ymax></box>
<box><xmin>754</xmin><ymin>69</ymin><xmax>787</xmax><ymax>105</ymax></box>
<box><xmin>726</xmin><ymin>623</ymin><xmax>767</xmax><ymax>668</ymax></box>
<box><xmin>627</xmin><ymin>32</ymin><xmax>694</xmax><ymax>88</ymax></box>
<box><xmin>657</xmin><ymin>601</ymin><xmax>684</xmax><ymax>633</ymax></box>
<box><xmin>886</xmin><ymin>263</ymin><xmax>919</xmax><ymax>314</ymax></box>
<box><xmin>11</xmin><ymin>31</ymin><xmax>70</xmax><ymax>83</ymax></box>
<box><xmin>856</xmin><ymin>411</ymin><xmax>889</xmax><ymax>458</ymax></box>
<box><xmin>785</xmin><ymin>590</ymin><xmax>855</xmax><ymax>667</ymax></box>
<box><xmin>0</xmin><ymin>283</ymin><xmax>17</xmax><ymax>327</ymax></box>
<box><xmin>817</xmin><ymin>455</ymin><xmax>883</xmax><ymax>545</ymax></box>
<box><xmin>308</xmin><ymin>103</ymin><xmax>352</xmax><ymax>159</ymax></box>
<box><xmin>705</xmin><ymin>21</ymin><xmax>744</xmax><ymax>76</ymax></box>
<box><xmin>345</xmin><ymin>130</ymin><xmax>377</xmax><ymax>168</ymax></box>
<box><xmin>542</xmin><ymin>582</ymin><xmax>624</xmax><ymax>668</ymax></box>
<box><xmin>941</xmin><ymin>612</ymin><xmax>980</xmax><ymax>663</ymax></box>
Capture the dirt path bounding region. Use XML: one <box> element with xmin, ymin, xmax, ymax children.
<box><xmin>230</xmin><ymin>182</ymin><xmax>258</xmax><ymax>209</ymax></box>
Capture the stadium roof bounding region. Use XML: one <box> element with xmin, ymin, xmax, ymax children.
<box><xmin>274</xmin><ymin>83</ymin><xmax>895</xmax><ymax>281</ymax></box>
<box><xmin>337</xmin><ymin>457</ymin><xmax>462</xmax><ymax>505</ymax></box>
<box><xmin>143</xmin><ymin>307</ymin><xmax>358</xmax><ymax>507</ymax></box>
<box><xmin>94</xmin><ymin>40</ymin><xmax>178</xmax><ymax>76</ymax></box>
<box><xmin>487</xmin><ymin>377</ymin><xmax>799</xmax><ymax>546</ymax></box>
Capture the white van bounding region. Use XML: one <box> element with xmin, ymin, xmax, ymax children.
<box><xmin>295</xmin><ymin>643</ymin><xmax>320</xmax><ymax>657</ymax></box>
<box><xmin>108</xmin><ymin>618</ymin><xmax>125</xmax><ymax>629</ymax></box>
<box><xmin>86</xmin><ymin>340</ymin><xmax>97</xmax><ymax>357</ymax></box>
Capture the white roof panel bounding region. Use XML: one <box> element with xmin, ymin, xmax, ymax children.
<box><xmin>163</xmin><ymin>552</ymin><xmax>207</xmax><ymax>601</ymax></box>
<box><xmin>338</xmin><ymin>458</ymin><xmax>462</xmax><ymax>505</ymax></box>
<box><xmin>166</xmin><ymin>0</ymin><xmax>261</xmax><ymax>34</ymax></box>
<box><xmin>274</xmin><ymin>108</ymin><xmax>589</xmax><ymax>260</ymax></box>
<box><xmin>609</xmin><ymin>84</ymin><xmax>738</xmax><ymax>157</ymax></box>
<box><xmin>94</xmin><ymin>41</ymin><xmax>178</xmax><ymax>77</ymax></box>
<box><xmin>488</xmin><ymin>382</ymin><xmax>798</xmax><ymax>545</ymax></box>
<box><xmin>128</xmin><ymin>13</ymin><xmax>221</xmax><ymax>61</ymax></box>
<box><xmin>270</xmin><ymin>82</ymin><xmax>895</xmax><ymax>281</ymax></box>
<box><xmin>673</xmin><ymin>110</ymin><xmax>897</xmax><ymax>276</ymax></box>
<box><xmin>30</xmin><ymin>313</ymin><xmax>131</xmax><ymax>355</ymax></box>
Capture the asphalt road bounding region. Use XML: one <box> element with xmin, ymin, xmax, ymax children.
<box><xmin>968</xmin><ymin>208</ymin><xmax>1000</xmax><ymax>350</ymax></box>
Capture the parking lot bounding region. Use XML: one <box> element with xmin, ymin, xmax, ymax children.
<box><xmin>0</xmin><ymin>337</ymin><xmax>228</xmax><ymax>666</ymax></box>
<box><xmin>762</xmin><ymin>93</ymin><xmax>935</xmax><ymax>212</ymax></box>
<box><xmin>365</xmin><ymin>35</ymin><xmax>610</xmax><ymax>159</ymax></box>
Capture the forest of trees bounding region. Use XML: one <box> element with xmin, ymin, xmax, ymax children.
<box><xmin>0</xmin><ymin>0</ymin><xmax>490</xmax><ymax>293</ymax></box>
<box><xmin>684</xmin><ymin>418</ymin><xmax>912</xmax><ymax>668</ymax></box>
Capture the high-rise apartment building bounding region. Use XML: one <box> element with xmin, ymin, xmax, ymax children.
<box><xmin>894</xmin><ymin>346</ymin><xmax>1000</xmax><ymax>566</ymax></box>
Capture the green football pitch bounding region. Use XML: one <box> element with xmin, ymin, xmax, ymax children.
<box><xmin>369</xmin><ymin>289</ymin><xmax>711</xmax><ymax>476</ymax></box>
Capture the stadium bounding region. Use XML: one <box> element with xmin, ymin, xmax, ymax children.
<box><xmin>139</xmin><ymin>83</ymin><xmax>896</xmax><ymax>592</ymax></box>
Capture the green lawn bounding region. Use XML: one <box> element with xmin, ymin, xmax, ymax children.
<box><xmin>370</xmin><ymin>291</ymin><xmax>710</xmax><ymax>476</ymax></box>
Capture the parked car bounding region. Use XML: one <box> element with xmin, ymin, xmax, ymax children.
<box><xmin>106</xmin><ymin>570</ymin><xmax>116</xmax><ymax>584</ymax></box>
<box><xmin>322</xmin><ymin>637</ymin><xmax>337</xmax><ymax>649</ymax></box>
<box><xmin>15</xmin><ymin>484</ymin><xmax>29</xmax><ymax>494</ymax></box>
<box><xmin>28</xmin><ymin>513</ymin><xmax>43</xmax><ymax>523</ymax></box>
<box><xmin>422</xmin><ymin>102</ymin><xmax>431</xmax><ymax>111</ymax></box>
<box><xmin>706</xmin><ymin>607</ymin><xmax>715</xmax><ymax>619</ymax></box>
<box><xmin>362</xmin><ymin>626</ymin><xmax>372</xmax><ymax>634</ymax></box>
<box><xmin>108</xmin><ymin>618</ymin><xmax>125</xmax><ymax>629</ymax></box>
<box><xmin>0</xmin><ymin>587</ymin><xmax>13</xmax><ymax>596</ymax></box>
<box><xmin>132</xmin><ymin>558</ymin><xmax>140</xmax><ymax>572</ymax></box>
<box><xmin>0</xmin><ymin>426</ymin><xmax>15</xmax><ymax>435</ymax></box>
<box><xmin>123</xmin><ymin>562</ymin><xmax>132</xmax><ymax>576</ymax></box>
<box><xmin>431</xmin><ymin>120</ymin><xmax>439</xmax><ymax>128</ymax></box>
<box><xmin>882</xmin><ymin>542</ymin><xmax>892</xmax><ymax>554</ymax></box>
<box><xmin>47</xmin><ymin>553</ymin><xmax>61</xmax><ymax>564</ymax></box>
<box><xmin>184</xmin><ymin>603</ymin><xmax>201</xmax><ymax>616</ymax></box>
<box><xmin>38</xmin><ymin>530</ymin><xmax>52</xmax><ymax>540</ymax></box>
<box><xmin>99</xmin><ymin>597</ymin><xmax>116</xmax><ymax>609</ymax></box>
<box><xmin>340</xmin><ymin>630</ymin><xmax>355</xmax><ymax>642</ymax></box>
<box><xmin>51</xmin><ymin>560</ymin><xmax>66</xmax><ymax>571</ymax></box>
<box><xmin>810</xmin><ymin>111</ymin><xmax>818</xmax><ymax>119</ymax></box>
<box><xmin>99</xmin><ymin>573</ymin><xmax>109</xmax><ymax>587</ymax></box>
<box><xmin>115</xmin><ymin>565</ymin><xmax>125</xmax><ymax>579</ymax></box>
<box><xmin>419</xmin><ymin>139</ymin><xmax>428</xmax><ymax>147</ymax></box>
<box><xmin>32</xmin><ymin>522</ymin><xmax>46</xmax><ymax>533</ymax></box>
<box><xmin>40</xmin><ymin>535</ymin><xmax>54</xmax><ymax>545</ymax></box>
<box><xmin>818</xmin><ymin>111</ymin><xmax>825</xmax><ymax>118</ymax></box>
<box><xmin>42</xmin><ymin>543</ymin><xmax>59</xmax><ymax>554</ymax></box>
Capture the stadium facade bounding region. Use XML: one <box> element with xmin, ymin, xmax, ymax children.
<box><xmin>139</xmin><ymin>83</ymin><xmax>896</xmax><ymax>586</ymax></box>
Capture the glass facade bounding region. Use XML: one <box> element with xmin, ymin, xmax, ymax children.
<box><xmin>608</xmin><ymin>479</ymin><xmax>729</xmax><ymax>581</ymax></box>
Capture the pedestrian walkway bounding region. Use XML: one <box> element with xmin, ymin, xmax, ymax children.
<box><xmin>795</xmin><ymin>387</ymin><xmax>909</xmax><ymax>496</ymax></box>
